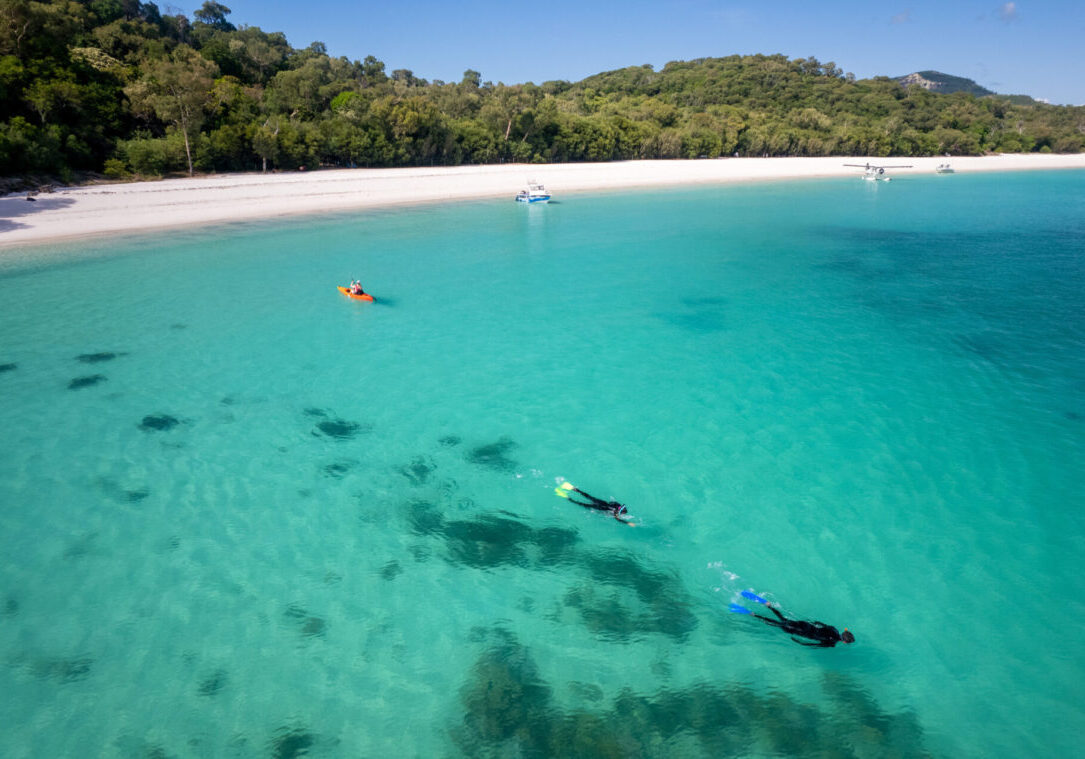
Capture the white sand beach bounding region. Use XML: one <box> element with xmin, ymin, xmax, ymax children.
<box><xmin>2</xmin><ymin>154</ymin><xmax>1083</xmax><ymax>248</ymax></box>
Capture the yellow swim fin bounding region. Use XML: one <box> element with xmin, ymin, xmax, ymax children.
<box><xmin>560</xmin><ymin>481</ymin><xmax>575</xmax><ymax>491</ymax></box>
<box><xmin>554</xmin><ymin>487</ymin><xmax>569</xmax><ymax>498</ymax></box>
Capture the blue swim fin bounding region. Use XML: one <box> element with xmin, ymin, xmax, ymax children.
<box><xmin>740</xmin><ymin>590</ymin><xmax>768</xmax><ymax>605</ymax></box>
<box><xmin>728</xmin><ymin>603</ymin><xmax>752</xmax><ymax>615</ymax></box>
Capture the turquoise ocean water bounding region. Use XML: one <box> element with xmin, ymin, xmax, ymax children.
<box><xmin>1</xmin><ymin>170</ymin><xmax>1083</xmax><ymax>758</ymax></box>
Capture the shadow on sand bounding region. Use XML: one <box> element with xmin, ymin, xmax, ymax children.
<box><xmin>0</xmin><ymin>195</ymin><xmax>76</xmax><ymax>234</ymax></box>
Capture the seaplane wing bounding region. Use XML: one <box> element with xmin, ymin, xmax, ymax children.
<box><xmin>843</xmin><ymin>164</ymin><xmax>914</xmax><ymax>169</ymax></box>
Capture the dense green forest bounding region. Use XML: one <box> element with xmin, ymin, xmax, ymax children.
<box><xmin>2</xmin><ymin>0</ymin><xmax>1083</xmax><ymax>183</ymax></box>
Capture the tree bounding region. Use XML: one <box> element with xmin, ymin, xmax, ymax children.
<box><xmin>265</xmin><ymin>56</ymin><xmax>332</xmax><ymax>117</ymax></box>
<box><xmin>125</xmin><ymin>45</ymin><xmax>219</xmax><ymax>174</ymax></box>
<box><xmin>360</xmin><ymin>54</ymin><xmax>385</xmax><ymax>86</ymax></box>
<box><xmin>0</xmin><ymin>0</ymin><xmax>33</xmax><ymax>57</ymax></box>
<box><xmin>193</xmin><ymin>1</ymin><xmax>234</xmax><ymax>32</ymax></box>
<box><xmin>25</xmin><ymin>77</ymin><xmax>81</xmax><ymax>124</ymax></box>
<box><xmin>460</xmin><ymin>69</ymin><xmax>481</xmax><ymax>89</ymax></box>
<box><xmin>251</xmin><ymin>117</ymin><xmax>279</xmax><ymax>172</ymax></box>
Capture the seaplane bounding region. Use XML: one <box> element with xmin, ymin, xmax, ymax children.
<box><xmin>844</xmin><ymin>162</ymin><xmax>913</xmax><ymax>182</ymax></box>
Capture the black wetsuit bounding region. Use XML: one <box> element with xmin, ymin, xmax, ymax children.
<box><xmin>754</xmin><ymin>605</ymin><xmax>847</xmax><ymax>647</ymax></box>
<box><xmin>567</xmin><ymin>488</ymin><xmax>629</xmax><ymax>523</ymax></box>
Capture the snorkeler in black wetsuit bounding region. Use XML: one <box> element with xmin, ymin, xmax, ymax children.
<box><xmin>556</xmin><ymin>482</ymin><xmax>633</xmax><ymax>525</ymax></box>
<box><xmin>754</xmin><ymin>605</ymin><xmax>855</xmax><ymax>647</ymax></box>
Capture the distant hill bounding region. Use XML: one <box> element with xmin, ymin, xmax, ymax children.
<box><xmin>998</xmin><ymin>93</ymin><xmax>1040</xmax><ymax>105</ymax></box>
<box><xmin>895</xmin><ymin>71</ymin><xmax>995</xmax><ymax>97</ymax></box>
<box><xmin>895</xmin><ymin>70</ymin><xmax>1039</xmax><ymax>104</ymax></box>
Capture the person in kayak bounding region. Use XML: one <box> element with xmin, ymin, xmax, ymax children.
<box><xmin>555</xmin><ymin>481</ymin><xmax>634</xmax><ymax>526</ymax></box>
<box><xmin>349</xmin><ymin>279</ymin><xmax>366</xmax><ymax>296</ymax></box>
<box><xmin>753</xmin><ymin>604</ymin><xmax>855</xmax><ymax>647</ymax></box>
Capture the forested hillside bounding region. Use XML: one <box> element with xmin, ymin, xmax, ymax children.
<box><xmin>2</xmin><ymin>0</ymin><xmax>1083</xmax><ymax>183</ymax></box>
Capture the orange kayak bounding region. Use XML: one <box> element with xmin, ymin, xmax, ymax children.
<box><xmin>337</xmin><ymin>286</ymin><xmax>374</xmax><ymax>302</ymax></box>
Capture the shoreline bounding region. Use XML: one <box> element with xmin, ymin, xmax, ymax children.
<box><xmin>2</xmin><ymin>155</ymin><xmax>1083</xmax><ymax>249</ymax></box>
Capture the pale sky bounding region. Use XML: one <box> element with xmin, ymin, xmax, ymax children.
<box><xmin>181</xmin><ymin>1</ymin><xmax>1085</xmax><ymax>104</ymax></box>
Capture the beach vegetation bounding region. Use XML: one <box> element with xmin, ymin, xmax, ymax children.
<box><xmin>1</xmin><ymin>2</ymin><xmax>1082</xmax><ymax>182</ymax></box>
<box><xmin>124</xmin><ymin>45</ymin><xmax>218</xmax><ymax>174</ymax></box>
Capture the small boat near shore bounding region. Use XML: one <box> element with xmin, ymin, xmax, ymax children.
<box><xmin>935</xmin><ymin>163</ymin><xmax>955</xmax><ymax>174</ymax></box>
<box><xmin>515</xmin><ymin>181</ymin><xmax>551</xmax><ymax>203</ymax></box>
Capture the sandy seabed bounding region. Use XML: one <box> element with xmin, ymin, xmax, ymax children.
<box><xmin>2</xmin><ymin>154</ymin><xmax>1083</xmax><ymax>249</ymax></box>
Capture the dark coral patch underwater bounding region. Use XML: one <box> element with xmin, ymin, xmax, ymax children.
<box><xmin>380</xmin><ymin>560</ymin><xmax>403</xmax><ymax>580</ymax></box>
<box><xmin>453</xmin><ymin>631</ymin><xmax>937</xmax><ymax>759</ymax></box>
<box><xmin>29</xmin><ymin>656</ymin><xmax>94</xmax><ymax>683</ymax></box>
<box><xmin>403</xmin><ymin>501</ymin><xmax>694</xmax><ymax>641</ymax></box>
<box><xmin>405</xmin><ymin>504</ymin><xmax>581</xmax><ymax>571</ymax></box>
<box><xmin>0</xmin><ymin>362</ymin><xmax>16</xmax><ymax>373</ymax></box>
<box><xmin>399</xmin><ymin>455</ymin><xmax>436</xmax><ymax>485</ymax></box>
<box><xmin>76</xmin><ymin>351</ymin><xmax>126</xmax><ymax>363</ymax></box>
<box><xmin>139</xmin><ymin>414</ymin><xmax>180</xmax><ymax>431</ymax></box>
<box><xmin>305</xmin><ymin>407</ymin><xmax>372</xmax><ymax>439</ymax></box>
<box><xmin>96</xmin><ymin>477</ymin><xmax>150</xmax><ymax>503</ymax></box>
<box><xmin>68</xmin><ymin>374</ymin><xmax>106</xmax><ymax>390</ymax></box>
<box><xmin>465</xmin><ymin>436</ymin><xmax>519</xmax><ymax>472</ymax></box>
<box><xmin>283</xmin><ymin>604</ymin><xmax>327</xmax><ymax>639</ymax></box>
<box><xmin>197</xmin><ymin>668</ymin><xmax>228</xmax><ymax>696</ymax></box>
<box><xmin>322</xmin><ymin>459</ymin><xmax>358</xmax><ymax>478</ymax></box>
<box><xmin>270</xmin><ymin>727</ymin><xmax>316</xmax><ymax>759</ymax></box>
<box><xmin>314</xmin><ymin>418</ymin><xmax>369</xmax><ymax>439</ymax></box>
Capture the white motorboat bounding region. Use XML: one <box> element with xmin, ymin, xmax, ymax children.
<box><xmin>515</xmin><ymin>182</ymin><xmax>551</xmax><ymax>203</ymax></box>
